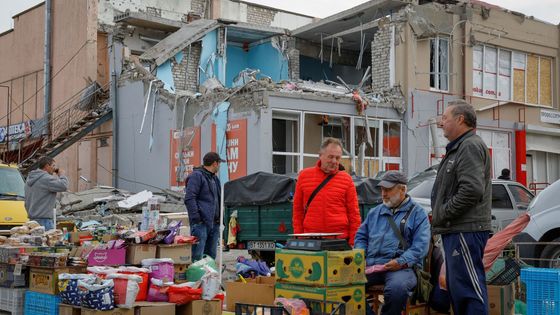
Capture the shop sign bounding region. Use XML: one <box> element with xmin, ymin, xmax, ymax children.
<box><xmin>541</xmin><ymin>109</ymin><xmax>560</xmax><ymax>125</ymax></box>
<box><xmin>0</xmin><ymin>120</ymin><xmax>34</xmax><ymax>143</ymax></box>
<box><xmin>212</xmin><ymin>119</ymin><xmax>247</xmax><ymax>181</ymax></box>
<box><xmin>169</xmin><ymin>127</ymin><xmax>201</xmax><ymax>191</ymax></box>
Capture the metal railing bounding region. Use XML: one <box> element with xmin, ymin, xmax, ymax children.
<box><xmin>528</xmin><ymin>182</ymin><xmax>549</xmax><ymax>195</ymax></box>
<box><xmin>13</xmin><ymin>81</ymin><xmax>111</xmax><ymax>168</ymax></box>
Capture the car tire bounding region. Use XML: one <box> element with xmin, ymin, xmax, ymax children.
<box><xmin>539</xmin><ymin>237</ymin><xmax>560</xmax><ymax>268</ymax></box>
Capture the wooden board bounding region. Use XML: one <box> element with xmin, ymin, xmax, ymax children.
<box><xmin>526</xmin><ymin>55</ymin><xmax>539</xmax><ymax>104</ymax></box>
<box><xmin>513</xmin><ymin>69</ymin><xmax>525</xmax><ymax>103</ymax></box>
<box><xmin>540</xmin><ymin>58</ymin><xmax>552</xmax><ymax>106</ymax></box>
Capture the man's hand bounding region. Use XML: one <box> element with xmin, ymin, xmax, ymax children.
<box><xmin>384</xmin><ymin>259</ymin><xmax>403</xmax><ymax>271</ymax></box>
<box><xmin>56</xmin><ymin>168</ymin><xmax>65</xmax><ymax>176</ymax></box>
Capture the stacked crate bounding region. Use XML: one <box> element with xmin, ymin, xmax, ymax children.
<box><xmin>275</xmin><ymin>248</ymin><xmax>367</xmax><ymax>315</ymax></box>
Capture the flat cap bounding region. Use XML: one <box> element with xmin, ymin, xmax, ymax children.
<box><xmin>377</xmin><ymin>171</ymin><xmax>408</xmax><ymax>188</ymax></box>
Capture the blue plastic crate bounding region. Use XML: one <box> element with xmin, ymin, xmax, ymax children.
<box><xmin>23</xmin><ymin>291</ymin><xmax>60</xmax><ymax>315</ymax></box>
<box><xmin>521</xmin><ymin>268</ymin><xmax>560</xmax><ymax>315</ymax></box>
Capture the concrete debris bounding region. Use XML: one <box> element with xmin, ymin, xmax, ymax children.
<box><xmin>200</xmin><ymin>77</ymin><xmax>225</xmax><ymax>94</ymax></box>
<box><xmin>366</xmin><ymin>86</ymin><xmax>406</xmax><ymax>114</ymax></box>
<box><xmin>118</xmin><ymin>190</ymin><xmax>153</xmax><ymax>209</ymax></box>
<box><xmin>58</xmin><ymin>187</ymin><xmax>186</xmax><ymax>221</ymax></box>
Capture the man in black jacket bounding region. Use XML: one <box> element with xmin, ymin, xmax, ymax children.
<box><xmin>431</xmin><ymin>100</ymin><xmax>492</xmax><ymax>315</ymax></box>
<box><xmin>184</xmin><ymin>152</ymin><xmax>225</xmax><ymax>261</ymax></box>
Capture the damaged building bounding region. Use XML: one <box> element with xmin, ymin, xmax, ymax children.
<box><xmin>1</xmin><ymin>0</ymin><xmax>559</xmax><ymax>194</ymax></box>
<box><xmin>115</xmin><ymin>0</ymin><xmax>560</xmax><ymax>193</ymax></box>
<box><xmin>0</xmin><ymin>0</ymin><xmax>312</xmax><ymax>191</ymax></box>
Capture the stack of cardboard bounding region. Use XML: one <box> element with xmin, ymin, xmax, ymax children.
<box><xmin>274</xmin><ymin>248</ymin><xmax>367</xmax><ymax>315</ymax></box>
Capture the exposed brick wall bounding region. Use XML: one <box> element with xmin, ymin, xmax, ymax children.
<box><xmin>246</xmin><ymin>5</ymin><xmax>277</xmax><ymax>26</ymax></box>
<box><xmin>172</xmin><ymin>43</ymin><xmax>202</xmax><ymax>92</ymax></box>
<box><xmin>146</xmin><ymin>7</ymin><xmax>162</xmax><ymax>17</ymax></box>
<box><xmin>288</xmin><ymin>48</ymin><xmax>300</xmax><ymax>81</ymax></box>
<box><xmin>191</xmin><ymin>0</ymin><xmax>207</xmax><ymax>17</ymax></box>
<box><xmin>371</xmin><ymin>24</ymin><xmax>392</xmax><ymax>91</ymax></box>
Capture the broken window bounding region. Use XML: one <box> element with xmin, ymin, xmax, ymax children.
<box><xmin>474</xmin><ymin>45</ymin><xmax>553</xmax><ymax>106</ymax></box>
<box><xmin>354</xmin><ymin>118</ymin><xmax>380</xmax><ymax>177</ymax></box>
<box><xmin>430</xmin><ymin>37</ymin><xmax>449</xmax><ymax>91</ymax></box>
<box><xmin>383</xmin><ymin>121</ymin><xmax>401</xmax><ymax>157</ymax></box>
<box><xmin>303</xmin><ymin>113</ymin><xmax>351</xmax><ymax>169</ymax></box>
<box><xmin>272</xmin><ymin>111</ymin><xmax>300</xmax><ymax>174</ymax></box>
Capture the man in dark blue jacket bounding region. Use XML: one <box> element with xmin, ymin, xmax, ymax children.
<box><xmin>184</xmin><ymin>152</ymin><xmax>225</xmax><ymax>261</ymax></box>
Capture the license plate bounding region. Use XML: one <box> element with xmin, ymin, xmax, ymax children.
<box><xmin>247</xmin><ymin>241</ymin><xmax>276</xmax><ymax>250</ymax></box>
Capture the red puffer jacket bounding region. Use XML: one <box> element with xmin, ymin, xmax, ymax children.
<box><xmin>292</xmin><ymin>161</ymin><xmax>361</xmax><ymax>245</ymax></box>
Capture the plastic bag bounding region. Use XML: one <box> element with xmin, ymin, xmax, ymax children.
<box><xmin>30</xmin><ymin>226</ymin><xmax>45</xmax><ymax>236</ymax></box>
<box><xmin>146</xmin><ymin>278</ymin><xmax>172</xmax><ymax>302</ymax></box>
<box><xmin>274</xmin><ymin>298</ymin><xmax>310</xmax><ymax>315</ymax></box>
<box><xmin>78</xmin><ymin>279</ymin><xmax>115</xmax><ymax>311</ymax></box>
<box><xmin>186</xmin><ymin>255</ymin><xmax>217</xmax><ymax>282</ymax></box>
<box><xmin>117</xmin><ymin>266</ymin><xmax>150</xmax><ymax>301</ymax></box>
<box><xmin>164</xmin><ymin>221</ymin><xmax>181</xmax><ymax>244</ymax></box>
<box><xmin>142</xmin><ymin>258</ymin><xmax>175</xmax><ymax>282</ymax></box>
<box><xmin>168</xmin><ymin>283</ymin><xmax>202</xmax><ymax>305</ymax></box>
<box><xmin>201</xmin><ymin>265</ymin><xmax>220</xmax><ymax>300</ymax></box>
<box><xmin>58</xmin><ymin>274</ymin><xmax>96</xmax><ymax>306</ymax></box>
<box><xmin>25</xmin><ymin>221</ymin><xmax>41</xmax><ymax>230</ymax></box>
<box><xmin>106</xmin><ymin>274</ymin><xmax>142</xmax><ymax>308</ymax></box>
<box><xmin>87</xmin><ymin>266</ymin><xmax>118</xmax><ymax>279</ymax></box>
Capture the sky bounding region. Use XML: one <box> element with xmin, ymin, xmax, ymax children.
<box><xmin>0</xmin><ymin>0</ymin><xmax>559</xmax><ymax>33</ymax></box>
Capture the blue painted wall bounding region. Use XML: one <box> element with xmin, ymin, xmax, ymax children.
<box><xmin>225</xmin><ymin>46</ymin><xmax>249</xmax><ymax>87</ymax></box>
<box><xmin>299</xmin><ymin>55</ymin><xmax>334</xmax><ymax>82</ymax></box>
<box><xmin>247</xmin><ymin>42</ymin><xmax>289</xmax><ymax>83</ymax></box>
<box><xmin>224</xmin><ymin>42</ymin><xmax>289</xmax><ymax>88</ymax></box>
<box><xmin>199</xmin><ymin>30</ymin><xmax>222</xmax><ymax>86</ymax></box>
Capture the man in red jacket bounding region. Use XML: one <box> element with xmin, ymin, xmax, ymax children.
<box><xmin>293</xmin><ymin>137</ymin><xmax>361</xmax><ymax>245</ymax></box>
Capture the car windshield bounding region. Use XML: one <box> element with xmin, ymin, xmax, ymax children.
<box><xmin>409</xmin><ymin>178</ymin><xmax>435</xmax><ymax>199</ymax></box>
<box><xmin>0</xmin><ymin>167</ymin><xmax>25</xmax><ymax>198</ymax></box>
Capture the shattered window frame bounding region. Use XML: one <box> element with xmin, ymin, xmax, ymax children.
<box><xmin>430</xmin><ymin>36</ymin><xmax>450</xmax><ymax>92</ymax></box>
<box><xmin>272</xmin><ymin>110</ymin><xmax>301</xmax><ymax>175</ymax></box>
<box><xmin>270</xmin><ymin>110</ymin><xmax>402</xmax><ymax>175</ymax></box>
<box><xmin>472</xmin><ymin>44</ymin><xmax>554</xmax><ymax>107</ymax></box>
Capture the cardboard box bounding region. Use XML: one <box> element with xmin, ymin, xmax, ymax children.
<box><xmin>68</xmin><ymin>231</ymin><xmax>93</xmax><ymax>244</ymax></box>
<box><xmin>156</xmin><ymin>244</ymin><xmax>191</xmax><ymax>264</ymax></box>
<box><xmin>275</xmin><ymin>283</ymin><xmax>365</xmax><ymax>315</ymax></box>
<box><xmin>87</xmin><ymin>248</ymin><xmax>126</xmax><ymax>266</ymax></box>
<box><xmin>488</xmin><ymin>283</ymin><xmax>515</xmax><ymax>315</ymax></box>
<box><xmin>275</xmin><ymin>248</ymin><xmax>366</xmax><ymax>286</ymax></box>
<box><xmin>177</xmin><ymin>300</ymin><xmax>221</xmax><ymax>315</ymax></box>
<box><xmin>81</xmin><ymin>308</ymin><xmax>135</xmax><ymax>315</ymax></box>
<box><xmin>29</xmin><ymin>267</ymin><xmax>85</xmax><ymax>295</ymax></box>
<box><xmin>126</xmin><ymin>245</ymin><xmax>157</xmax><ymax>265</ymax></box>
<box><xmin>59</xmin><ymin>304</ymin><xmax>81</xmax><ymax>315</ymax></box>
<box><xmin>0</xmin><ymin>263</ymin><xmax>27</xmax><ymax>287</ymax></box>
<box><xmin>225</xmin><ymin>276</ymin><xmax>275</xmax><ymax>312</ymax></box>
<box><xmin>134</xmin><ymin>301</ymin><xmax>176</xmax><ymax>315</ymax></box>
<box><xmin>174</xmin><ymin>264</ymin><xmax>188</xmax><ymax>282</ymax></box>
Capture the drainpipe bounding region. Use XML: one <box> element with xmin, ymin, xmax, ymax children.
<box><xmin>110</xmin><ymin>35</ymin><xmax>119</xmax><ymax>188</ymax></box>
<box><xmin>43</xmin><ymin>0</ymin><xmax>52</xmax><ymax>138</ymax></box>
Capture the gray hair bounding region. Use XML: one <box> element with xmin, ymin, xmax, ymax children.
<box><xmin>448</xmin><ymin>100</ymin><xmax>477</xmax><ymax>128</ymax></box>
<box><xmin>320</xmin><ymin>137</ymin><xmax>343</xmax><ymax>152</ymax></box>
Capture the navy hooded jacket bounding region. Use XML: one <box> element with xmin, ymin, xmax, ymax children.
<box><xmin>184</xmin><ymin>167</ymin><xmax>221</xmax><ymax>228</ymax></box>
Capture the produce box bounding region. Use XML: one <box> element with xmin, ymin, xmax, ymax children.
<box><xmin>275</xmin><ymin>283</ymin><xmax>366</xmax><ymax>315</ymax></box>
<box><xmin>81</xmin><ymin>308</ymin><xmax>134</xmax><ymax>315</ymax></box>
<box><xmin>488</xmin><ymin>283</ymin><xmax>515</xmax><ymax>315</ymax></box>
<box><xmin>225</xmin><ymin>276</ymin><xmax>275</xmax><ymax>312</ymax></box>
<box><xmin>29</xmin><ymin>266</ymin><xmax>85</xmax><ymax>295</ymax></box>
<box><xmin>275</xmin><ymin>248</ymin><xmax>366</xmax><ymax>286</ymax></box>
<box><xmin>156</xmin><ymin>244</ymin><xmax>191</xmax><ymax>264</ymax></box>
<box><xmin>134</xmin><ymin>301</ymin><xmax>176</xmax><ymax>315</ymax></box>
<box><xmin>176</xmin><ymin>300</ymin><xmax>221</xmax><ymax>315</ymax></box>
<box><xmin>126</xmin><ymin>245</ymin><xmax>157</xmax><ymax>265</ymax></box>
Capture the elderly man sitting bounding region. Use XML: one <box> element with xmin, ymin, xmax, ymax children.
<box><xmin>354</xmin><ymin>171</ymin><xmax>431</xmax><ymax>315</ymax></box>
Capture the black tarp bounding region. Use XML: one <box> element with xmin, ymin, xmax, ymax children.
<box><xmin>353</xmin><ymin>176</ymin><xmax>382</xmax><ymax>205</ymax></box>
<box><xmin>224</xmin><ymin>171</ymin><xmax>382</xmax><ymax>206</ymax></box>
<box><xmin>224</xmin><ymin>172</ymin><xmax>296</xmax><ymax>206</ymax></box>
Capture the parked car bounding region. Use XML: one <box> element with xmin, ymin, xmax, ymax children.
<box><xmin>407</xmin><ymin>166</ymin><xmax>534</xmax><ymax>232</ymax></box>
<box><xmin>0</xmin><ymin>163</ymin><xmax>28</xmax><ymax>233</ymax></box>
<box><xmin>513</xmin><ymin>179</ymin><xmax>560</xmax><ymax>268</ymax></box>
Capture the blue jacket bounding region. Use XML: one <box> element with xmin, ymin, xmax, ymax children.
<box><xmin>184</xmin><ymin>167</ymin><xmax>221</xmax><ymax>227</ymax></box>
<box><xmin>354</xmin><ymin>197</ymin><xmax>431</xmax><ymax>267</ymax></box>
